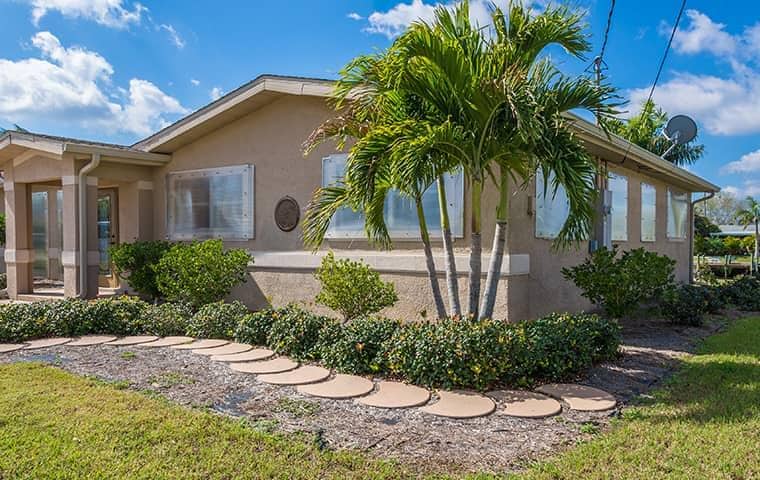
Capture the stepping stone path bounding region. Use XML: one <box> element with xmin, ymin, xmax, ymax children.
<box><xmin>193</xmin><ymin>343</ymin><xmax>252</xmax><ymax>356</ymax></box>
<box><xmin>258</xmin><ymin>365</ymin><xmax>331</xmax><ymax>386</ymax></box>
<box><xmin>536</xmin><ymin>384</ymin><xmax>616</xmax><ymax>412</ymax></box>
<box><xmin>420</xmin><ymin>390</ymin><xmax>496</xmax><ymax>419</ymax></box>
<box><xmin>105</xmin><ymin>336</ymin><xmax>159</xmax><ymax>346</ymax></box>
<box><xmin>357</xmin><ymin>381</ymin><xmax>431</xmax><ymax>409</ymax></box>
<box><xmin>138</xmin><ymin>336</ymin><xmax>195</xmax><ymax>348</ymax></box>
<box><xmin>229</xmin><ymin>357</ymin><xmax>299</xmax><ymax>374</ymax></box>
<box><xmin>67</xmin><ymin>336</ymin><xmax>118</xmax><ymax>346</ymax></box>
<box><xmin>24</xmin><ymin>338</ymin><xmax>73</xmax><ymax>350</ymax></box>
<box><xmin>488</xmin><ymin>390</ymin><xmax>562</xmax><ymax>419</ymax></box>
<box><xmin>210</xmin><ymin>348</ymin><xmax>275</xmax><ymax>362</ymax></box>
<box><xmin>0</xmin><ymin>344</ymin><xmax>27</xmax><ymax>353</ymax></box>
<box><xmin>297</xmin><ymin>374</ymin><xmax>374</xmax><ymax>399</ymax></box>
<box><xmin>171</xmin><ymin>339</ymin><xmax>228</xmax><ymax>350</ymax></box>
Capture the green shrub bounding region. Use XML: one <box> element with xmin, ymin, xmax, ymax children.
<box><xmin>186</xmin><ymin>301</ymin><xmax>248</xmax><ymax>339</ymax></box>
<box><xmin>234</xmin><ymin>308</ymin><xmax>279</xmax><ymax>346</ymax></box>
<box><xmin>0</xmin><ymin>302</ymin><xmax>53</xmax><ymax>342</ymax></box>
<box><xmin>155</xmin><ymin>240</ymin><xmax>252</xmax><ymax>309</ymax></box>
<box><xmin>138</xmin><ymin>302</ymin><xmax>192</xmax><ymax>336</ymax></box>
<box><xmin>320</xmin><ymin>316</ymin><xmax>401</xmax><ymax>374</ymax></box>
<box><xmin>266</xmin><ymin>305</ymin><xmax>336</xmax><ymax>361</ymax></box>
<box><xmin>0</xmin><ymin>213</ymin><xmax>5</xmax><ymax>246</ymax></box>
<box><xmin>88</xmin><ymin>296</ymin><xmax>151</xmax><ymax>335</ymax></box>
<box><xmin>314</xmin><ymin>252</ymin><xmax>398</xmax><ymax>321</ymax></box>
<box><xmin>0</xmin><ymin>273</ymin><xmax>7</xmax><ymax>290</ymax></box>
<box><xmin>110</xmin><ymin>240</ymin><xmax>173</xmax><ymax>299</ymax></box>
<box><xmin>562</xmin><ymin>246</ymin><xmax>675</xmax><ymax>318</ymax></box>
<box><xmin>388</xmin><ymin>318</ymin><xmax>516</xmax><ymax>390</ymax></box>
<box><xmin>721</xmin><ymin>275</ymin><xmax>760</xmax><ymax>311</ymax></box>
<box><xmin>660</xmin><ymin>284</ymin><xmax>710</xmax><ymax>326</ymax></box>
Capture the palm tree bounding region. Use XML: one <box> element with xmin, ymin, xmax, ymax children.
<box><xmin>736</xmin><ymin>197</ymin><xmax>760</xmax><ymax>273</ymax></box>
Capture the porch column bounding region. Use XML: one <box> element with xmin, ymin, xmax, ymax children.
<box><xmin>3</xmin><ymin>169</ymin><xmax>34</xmax><ymax>297</ymax></box>
<box><xmin>119</xmin><ymin>180</ymin><xmax>154</xmax><ymax>242</ymax></box>
<box><xmin>61</xmin><ymin>174</ymin><xmax>99</xmax><ymax>298</ymax></box>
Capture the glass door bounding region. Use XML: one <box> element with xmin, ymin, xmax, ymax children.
<box><xmin>97</xmin><ymin>189</ymin><xmax>119</xmax><ymax>287</ymax></box>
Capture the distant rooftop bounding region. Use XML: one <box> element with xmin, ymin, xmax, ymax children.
<box><xmin>712</xmin><ymin>225</ymin><xmax>754</xmax><ymax>237</ymax></box>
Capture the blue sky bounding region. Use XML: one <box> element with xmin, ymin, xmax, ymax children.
<box><xmin>1</xmin><ymin>1</ymin><xmax>759</xmax><ymax>198</ymax></box>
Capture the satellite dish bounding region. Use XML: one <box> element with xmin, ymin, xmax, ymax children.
<box><xmin>661</xmin><ymin>115</ymin><xmax>697</xmax><ymax>159</ymax></box>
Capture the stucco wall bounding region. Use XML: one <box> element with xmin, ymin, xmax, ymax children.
<box><xmin>148</xmin><ymin>94</ymin><xmax>694</xmax><ymax>321</ymax></box>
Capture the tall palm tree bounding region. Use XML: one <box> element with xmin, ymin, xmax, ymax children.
<box><xmin>736</xmin><ymin>197</ymin><xmax>760</xmax><ymax>273</ymax></box>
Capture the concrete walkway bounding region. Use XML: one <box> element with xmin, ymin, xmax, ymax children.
<box><xmin>1</xmin><ymin>336</ymin><xmax>617</xmax><ymax>419</ymax></box>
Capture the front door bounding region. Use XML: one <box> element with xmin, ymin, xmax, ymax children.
<box><xmin>97</xmin><ymin>189</ymin><xmax>119</xmax><ymax>288</ymax></box>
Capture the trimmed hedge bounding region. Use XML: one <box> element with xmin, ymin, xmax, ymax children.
<box><xmin>320</xmin><ymin>316</ymin><xmax>401</xmax><ymax>374</ymax></box>
<box><xmin>186</xmin><ymin>301</ymin><xmax>249</xmax><ymax>340</ymax></box>
<box><xmin>721</xmin><ymin>275</ymin><xmax>760</xmax><ymax>311</ymax></box>
<box><xmin>266</xmin><ymin>305</ymin><xmax>337</xmax><ymax>361</ymax></box>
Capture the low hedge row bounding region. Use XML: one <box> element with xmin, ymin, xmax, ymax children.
<box><xmin>0</xmin><ymin>298</ymin><xmax>621</xmax><ymax>391</ymax></box>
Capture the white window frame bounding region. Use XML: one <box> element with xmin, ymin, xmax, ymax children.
<box><xmin>609</xmin><ymin>172</ymin><xmax>628</xmax><ymax>242</ymax></box>
<box><xmin>640</xmin><ymin>182</ymin><xmax>656</xmax><ymax>242</ymax></box>
<box><xmin>166</xmin><ymin>164</ymin><xmax>255</xmax><ymax>241</ymax></box>
<box><xmin>667</xmin><ymin>188</ymin><xmax>688</xmax><ymax>240</ymax></box>
<box><xmin>321</xmin><ymin>154</ymin><xmax>465</xmax><ymax>240</ymax></box>
<box><xmin>535</xmin><ymin>170</ymin><xmax>570</xmax><ymax>240</ymax></box>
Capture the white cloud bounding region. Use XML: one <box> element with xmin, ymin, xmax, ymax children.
<box><xmin>190</xmin><ymin>78</ymin><xmax>200</xmax><ymax>86</ymax></box>
<box><xmin>159</xmin><ymin>23</ymin><xmax>185</xmax><ymax>49</ymax></box>
<box><xmin>0</xmin><ymin>31</ymin><xmax>186</xmax><ymax>137</ymax></box>
<box><xmin>722</xmin><ymin>149</ymin><xmax>760</xmax><ymax>173</ymax></box>
<box><xmin>364</xmin><ymin>0</ymin><xmax>545</xmax><ymax>38</ymax></box>
<box><xmin>347</xmin><ymin>12</ymin><xmax>363</xmax><ymax>21</ymax></box>
<box><xmin>723</xmin><ymin>181</ymin><xmax>760</xmax><ymax>198</ymax></box>
<box><xmin>667</xmin><ymin>9</ymin><xmax>736</xmax><ymax>56</ymax></box>
<box><xmin>209</xmin><ymin>87</ymin><xmax>223</xmax><ymax>101</ymax></box>
<box><xmin>25</xmin><ymin>0</ymin><xmax>145</xmax><ymax>28</ymax></box>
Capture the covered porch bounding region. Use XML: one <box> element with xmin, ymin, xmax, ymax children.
<box><xmin>0</xmin><ymin>131</ymin><xmax>169</xmax><ymax>299</ymax></box>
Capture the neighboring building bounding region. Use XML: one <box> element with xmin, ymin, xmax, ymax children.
<box><xmin>711</xmin><ymin>225</ymin><xmax>753</xmax><ymax>237</ymax></box>
<box><xmin>0</xmin><ymin>75</ymin><xmax>720</xmax><ymax>320</ymax></box>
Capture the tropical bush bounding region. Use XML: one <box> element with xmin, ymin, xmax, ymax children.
<box><xmin>185</xmin><ymin>301</ymin><xmax>249</xmax><ymax>339</ymax></box>
<box><xmin>138</xmin><ymin>302</ymin><xmax>193</xmax><ymax>336</ymax></box>
<box><xmin>0</xmin><ymin>273</ymin><xmax>7</xmax><ymax>290</ymax></box>
<box><xmin>266</xmin><ymin>304</ymin><xmax>337</xmax><ymax>361</ymax></box>
<box><xmin>660</xmin><ymin>284</ymin><xmax>710</xmax><ymax>326</ymax></box>
<box><xmin>87</xmin><ymin>296</ymin><xmax>151</xmax><ymax>334</ymax></box>
<box><xmin>314</xmin><ymin>252</ymin><xmax>398</xmax><ymax>321</ymax></box>
<box><xmin>320</xmin><ymin>316</ymin><xmax>401</xmax><ymax>374</ymax></box>
<box><xmin>155</xmin><ymin>240</ymin><xmax>252</xmax><ymax>308</ymax></box>
<box><xmin>234</xmin><ymin>308</ymin><xmax>279</xmax><ymax>346</ymax></box>
<box><xmin>110</xmin><ymin>240</ymin><xmax>173</xmax><ymax>299</ymax></box>
<box><xmin>721</xmin><ymin>275</ymin><xmax>760</xmax><ymax>311</ymax></box>
<box><xmin>562</xmin><ymin>247</ymin><xmax>675</xmax><ymax>318</ymax></box>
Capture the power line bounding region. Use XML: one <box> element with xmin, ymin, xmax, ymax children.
<box><xmin>598</xmin><ymin>0</ymin><xmax>616</xmax><ymax>63</ymax></box>
<box><xmin>586</xmin><ymin>0</ymin><xmax>616</xmax><ymax>82</ymax></box>
<box><xmin>622</xmin><ymin>0</ymin><xmax>687</xmax><ymax>163</ymax></box>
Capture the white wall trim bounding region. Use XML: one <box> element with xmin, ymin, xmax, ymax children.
<box><xmin>4</xmin><ymin>249</ymin><xmax>33</xmax><ymax>264</ymax></box>
<box><xmin>61</xmin><ymin>250</ymin><xmax>100</xmax><ymax>267</ymax></box>
<box><xmin>248</xmin><ymin>250</ymin><xmax>530</xmax><ymax>277</ymax></box>
<box><xmin>4</xmin><ymin>182</ymin><xmax>13</xmax><ymax>192</ymax></box>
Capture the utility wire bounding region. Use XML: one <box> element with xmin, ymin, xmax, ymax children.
<box><xmin>598</xmin><ymin>0</ymin><xmax>616</xmax><ymax>63</ymax></box>
<box><xmin>622</xmin><ymin>0</ymin><xmax>687</xmax><ymax>163</ymax></box>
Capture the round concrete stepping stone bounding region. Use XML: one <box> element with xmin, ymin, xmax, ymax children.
<box><xmin>67</xmin><ymin>336</ymin><xmax>118</xmax><ymax>346</ymax></box>
<box><xmin>419</xmin><ymin>390</ymin><xmax>496</xmax><ymax>419</ymax></box>
<box><xmin>356</xmin><ymin>381</ymin><xmax>431</xmax><ymax>409</ymax></box>
<box><xmin>193</xmin><ymin>343</ymin><xmax>252</xmax><ymax>356</ymax></box>
<box><xmin>137</xmin><ymin>336</ymin><xmax>195</xmax><ymax>348</ymax></box>
<box><xmin>297</xmin><ymin>374</ymin><xmax>375</xmax><ymax>399</ymax></box>
<box><xmin>258</xmin><ymin>365</ymin><xmax>331</xmax><ymax>386</ymax></box>
<box><xmin>105</xmin><ymin>336</ymin><xmax>159</xmax><ymax>346</ymax></box>
<box><xmin>171</xmin><ymin>339</ymin><xmax>228</xmax><ymax>350</ymax></box>
<box><xmin>24</xmin><ymin>338</ymin><xmax>73</xmax><ymax>350</ymax></box>
<box><xmin>535</xmin><ymin>383</ymin><xmax>616</xmax><ymax>412</ymax></box>
<box><xmin>210</xmin><ymin>348</ymin><xmax>275</xmax><ymax>362</ymax></box>
<box><xmin>488</xmin><ymin>390</ymin><xmax>562</xmax><ymax>419</ymax></box>
<box><xmin>0</xmin><ymin>343</ymin><xmax>27</xmax><ymax>353</ymax></box>
<box><xmin>229</xmin><ymin>357</ymin><xmax>299</xmax><ymax>374</ymax></box>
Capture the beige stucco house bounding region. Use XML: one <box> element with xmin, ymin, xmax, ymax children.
<box><xmin>0</xmin><ymin>75</ymin><xmax>719</xmax><ymax>321</ymax></box>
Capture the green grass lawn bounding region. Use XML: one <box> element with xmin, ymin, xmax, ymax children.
<box><xmin>515</xmin><ymin>316</ymin><xmax>760</xmax><ymax>480</ymax></box>
<box><xmin>1</xmin><ymin>317</ymin><xmax>758</xmax><ymax>479</ymax></box>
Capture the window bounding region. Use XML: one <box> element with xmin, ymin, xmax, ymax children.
<box><xmin>667</xmin><ymin>188</ymin><xmax>688</xmax><ymax>239</ymax></box>
<box><xmin>641</xmin><ymin>183</ymin><xmax>656</xmax><ymax>242</ymax></box>
<box><xmin>322</xmin><ymin>154</ymin><xmax>464</xmax><ymax>239</ymax></box>
<box><xmin>167</xmin><ymin>165</ymin><xmax>254</xmax><ymax>240</ymax></box>
<box><xmin>609</xmin><ymin>173</ymin><xmax>628</xmax><ymax>241</ymax></box>
<box><xmin>535</xmin><ymin>170</ymin><xmax>570</xmax><ymax>239</ymax></box>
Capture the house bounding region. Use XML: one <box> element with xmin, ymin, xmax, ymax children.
<box><xmin>711</xmin><ymin>225</ymin><xmax>754</xmax><ymax>237</ymax></box>
<box><xmin>0</xmin><ymin>75</ymin><xmax>720</xmax><ymax>320</ymax></box>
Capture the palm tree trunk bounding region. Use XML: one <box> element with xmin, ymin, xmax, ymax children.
<box><xmin>416</xmin><ymin>197</ymin><xmax>447</xmax><ymax>319</ymax></box>
<box><xmin>479</xmin><ymin>170</ymin><xmax>509</xmax><ymax>320</ymax></box>
<box><xmin>437</xmin><ymin>175</ymin><xmax>461</xmax><ymax>317</ymax></box>
<box><xmin>468</xmin><ymin>179</ymin><xmax>483</xmax><ymax>318</ymax></box>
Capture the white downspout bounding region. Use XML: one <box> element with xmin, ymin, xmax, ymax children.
<box><xmin>690</xmin><ymin>191</ymin><xmax>715</xmax><ymax>283</ymax></box>
<box><xmin>78</xmin><ymin>153</ymin><xmax>101</xmax><ymax>297</ymax></box>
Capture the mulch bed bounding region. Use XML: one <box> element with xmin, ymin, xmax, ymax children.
<box><xmin>0</xmin><ymin>312</ymin><xmax>741</xmax><ymax>475</ymax></box>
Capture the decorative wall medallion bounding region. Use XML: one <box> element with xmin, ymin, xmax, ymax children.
<box><xmin>274</xmin><ymin>196</ymin><xmax>300</xmax><ymax>232</ymax></box>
